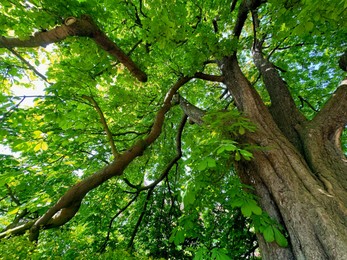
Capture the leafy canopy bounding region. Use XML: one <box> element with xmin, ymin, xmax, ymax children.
<box><xmin>0</xmin><ymin>0</ymin><xmax>346</xmax><ymax>259</ymax></box>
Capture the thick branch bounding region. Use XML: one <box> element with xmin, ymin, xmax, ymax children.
<box><xmin>311</xmin><ymin>81</ymin><xmax>347</xmax><ymax>140</ymax></box>
<box><xmin>3</xmin><ymin>209</ymin><xmax>29</xmax><ymax>232</ymax></box>
<box><xmin>82</xmin><ymin>95</ymin><xmax>119</xmax><ymax>158</ymax></box>
<box><xmin>26</xmin><ymin>77</ymin><xmax>190</xmax><ymax>241</ymax></box>
<box><xmin>0</xmin><ymin>15</ymin><xmax>147</xmax><ymax>82</ymax></box>
<box><xmin>233</xmin><ymin>0</ymin><xmax>264</xmax><ymax>39</ymax></box>
<box><xmin>251</xmin><ymin>12</ymin><xmax>306</xmax><ymax>152</ymax></box>
<box><xmin>177</xmin><ymin>96</ymin><xmax>206</xmax><ymax>125</ymax></box>
<box><xmin>193</xmin><ymin>72</ymin><xmax>224</xmax><ymax>82</ymax></box>
<box><xmin>100</xmin><ymin>114</ymin><xmax>187</xmax><ymax>251</ymax></box>
<box><xmin>0</xmin><ymin>220</ymin><xmax>35</xmax><ymax>239</ymax></box>
<box><xmin>220</xmin><ymin>55</ymin><xmax>268</xmax><ymax>119</ymax></box>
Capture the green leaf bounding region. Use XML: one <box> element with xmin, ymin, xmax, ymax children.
<box><xmin>183</xmin><ymin>188</ymin><xmax>196</xmax><ymax>207</ymax></box>
<box><xmin>240</xmin><ymin>150</ymin><xmax>253</xmax><ymax>160</ymax></box>
<box><xmin>263</xmin><ymin>226</ymin><xmax>275</xmax><ymax>242</ymax></box>
<box><xmin>251</xmin><ymin>204</ymin><xmax>262</xmax><ymax>215</ymax></box>
<box><xmin>241</xmin><ymin>204</ymin><xmax>252</xmax><ymax>217</ymax></box>
<box><xmin>230</xmin><ymin>198</ymin><xmax>244</xmax><ymax>208</ymax></box>
<box><xmin>273</xmin><ymin>227</ymin><xmax>289</xmax><ymax>247</ymax></box>
<box><xmin>235</xmin><ymin>151</ymin><xmax>241</xmax><ymax>161</ymax></box>
<box><xmin>172</xmin><ymin>229</ymin><xmax>185</xmax><ymax>245</ymax></box>
<box><xmin>197</xmin><ymin>160</ymin><xmax>208</xmax><ymax>171</ymax></box>
<box><xmin>206</xmin><ymin>157</ymin><xmax>216</xmax><ymax>168</ymax></box>
<box><xmin>211</xmin><ymin>248</ymin><xmax>231</xmax><ymax>260</ymax></box>
<box><xmin>8</xmin><ymin>207</ymin><xmax>20</xmax><ymax>215</ymax></box>
<box><xmin>34</xmin><ymin>141</ymin><xmax>48</xmax><ymax>152</ymax></box>
<box><xmin>305</xmin><ymin>21</ymin><xmax>314</xmax><ymax>32</ymax></box>
<box><xmin>194</xmin><ymin>247</ymin><xmax>209</xmax><ymax>260</ymax></box>
<box><xmin>239</xmin><ymin>126</ymin><xmax>245</xmax><ymax>135</ymax></box>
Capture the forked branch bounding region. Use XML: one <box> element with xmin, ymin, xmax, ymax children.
<box><xmin>251</xmin><ymin>10</ymin><xmax>306</xmax><ymax>152</ymax></box>
<box><xmin>0</xmin><ymin>15</ymin><xmax>147</xmax><ymax>82</ymax></box>
<box><xmin>25</xmin><ymin>77</ymin><xmax>190</xmax><ymax>241</ymax></box>
<box><xmin>100</xmin><ymin>114</ymin><xmax>187</xmax><ymax>251</ymax></box>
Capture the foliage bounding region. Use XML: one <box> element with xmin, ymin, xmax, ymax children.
<box><xmin>0</xmin><ymin>0</ymin><xmax>346</xmax><ymax>259</ymax></box>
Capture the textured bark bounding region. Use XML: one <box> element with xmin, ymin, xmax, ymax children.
<box><xmin>220</xmin><ymin>54</ymin><xmax>347</xmax><ymax>259</ymax></box>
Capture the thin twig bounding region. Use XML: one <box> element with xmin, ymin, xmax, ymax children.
<box><xmin>139</xmin><ymin>114</ymin><xmax>187</xmax><ymax>191</ymax></box>
<box><xmin>127</xmin><ymin>187</ymin><xmax>154</xmax><ymax>250</ymax></box>
<box><xmin>298</xmin><ymin>96</ymin><xmax>319</xmax><ymax>112</ymax></box>
<box><xmin>0</xmin><ymin>96</ymin><xmax>25</xmax><ymax>122</ymax></box>
<box><xmin>98</xmin><ymin>193</ymin><xmax>140</xmax><ymax>253</ymax></box>
<box><xmin>5</xmin><ymin>184</ymin><xmax>21</xmax><ymax>206</ymax></box>
<box><xmin>4</xmin><ymin>46</ymin><xmax>50</xmax><ymax>84</ymax></box>
<box><xmin>82</xmin><ymin>95</ymin><xmax>120</xmax><ymax>158</ymax></box>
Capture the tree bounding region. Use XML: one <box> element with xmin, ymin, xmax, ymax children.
<box><xmin>0</xmin><ymin>0</ymin><xmax>346</xmax><ymax>259</ymax></box>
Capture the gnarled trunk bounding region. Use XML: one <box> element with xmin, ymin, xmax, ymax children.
<box><xmin>221</xmin><ymin>55</ymin><xmax>347</xmax><ymax>259</ymax></box>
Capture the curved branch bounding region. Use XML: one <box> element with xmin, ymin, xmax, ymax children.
<box><xmin>5</xmin><ymin>184</ymin><xmax>21</xmax><ymax>206</ymax></box>
<box><xmin>0</xmin><ymin>15</ymin><xmax>147</xmax><ymax>82</ymax></box>
<box><xmin>140</xmin><ymin>114</ymin><xmax>187</xmax><ymax>191</ymax></box>
<box><xmin>99</xmin><ymin>193</ymin><xmax>139</xmax><ymax>253</ymax></box>
<box><xmin>126</xmin><ymin>115</ymin><xmax>187</xmax><ymax>249</ymax></box>
<box><xmin>3</xmin><ymin>209</ymin><xmax>29</xmax><ymax>233</ymax></box>
<box><xmin>193</xmin><ymin>72</ymin><xmax>224</xmax><ymax>82</ymax></box>
<box><xmin>101</xmin><ymin>114</ymin><xmax>187</xmax><ymax>251</ymax></box>
<box><xmin>233</xmin><ymin>0</ymin><xmax>264</xmax><ymax>39</ymax></box>
<box><xmin>0</xmin><ymin>97</ymin><xmax>26</xmax><ymax>123</ymax></box>
<box><xmin>311</xmin><ymin>81</ymin><xmax>347</xmax><ymax>140</ymax></box>
<box><xmin>82</xmin><ymin>95</ymin><xmax>119</xmax><ymax>158</ymax></box>
<box><xmin>25</xmin><ymin>77</ymin><xmax>190</xmax><ymax>242</ymax></box>
<box><xmin>127</xmin><ymin>188</ymin><xmax>154</xmax><ymax>249</ymax></box>
<box><xmin>0</xmin><ymin>220</ymin><xmax>36</xmax><ymax>239</ymax></box>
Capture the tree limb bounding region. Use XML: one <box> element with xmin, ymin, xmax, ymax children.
<box><xmin>100</xmin><ymin>114</ymin><xmax>187</xmax><ymax>251</ymax></box>
<box><xmin>99</xmin><ymin>193</ymin><xmax>139</xmax><ymax>253</ymax></box>
<box><xmin>233</xmin><ymin>0</ymin><xmax>264</xmax><ymax>39</ymax></box>
<box><xmin>177</xmin><ymin>96</ymin><xmax>206</xmax><ymax>125</ymax></box>
<box><xmin>251</xmin><ymin>10</ymin><xmax>306</xmax><ymax>152</ymax></box>
<box><xmin>311</xmin><ymin>82</ymin><xmax>347</xmax><ymax>141</ymax></box>
<box><xmin>0</xmin><ymin>15</ymin><xmax>147</xmax><ymax>82</ymax></box>
<box><xmin>3</xmin><ymin>209</ymin><xmax>29</xmax><ymax>232</ymax></box>
<box><xmin>193</xmin><ymin>72</ymin><xmax>224</xmax><ymax>82</ymax></box>
<box><xmin>140</xmin><ymin>114</ymin><xmax>187</xmax><ymax>191</ymax></box>
<box><xmin>5</xmin><ymin>184</ymin><xmax>21</xmax><ymax>206</ymax></box>
<box><xmin>127</xmin><ymin>188</ymin><xmax>154</xmax><ymax>250</ymax></box>
<box><xmin>0</xmin><ymin>45</ymin><xmax>50</xmax><ymax>84</ymax></box>
<box><xmin>25</xmin><ymin>76</ymin><xmax>190</xmax><ymax>241</ymax></box>
<box><xmin>82</xmin><ymin>95</ymin><xmax>120</xmax><ymax>158</ymax></box>
<box><xmin>0</xmin><ymin>220</ymin><xmax>36</xmax><ymax>239</ymax></box>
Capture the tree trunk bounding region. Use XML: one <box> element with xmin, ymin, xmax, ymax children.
<box><xmin>220</xmin><ymin>55</ymin><xmax>347</xmax><ymax>259</ymax></box>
